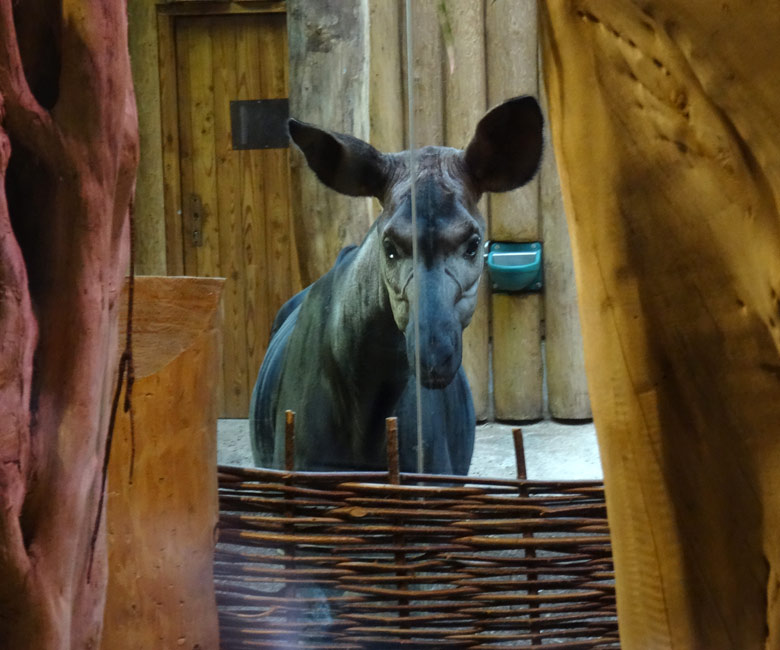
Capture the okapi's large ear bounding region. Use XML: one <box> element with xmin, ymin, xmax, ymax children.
<box><xmin>464</xmin><ymin>96</ymin><xmax>544</xmax><ymax>194</ymax></box>
<box><xmin>288</xmin><ymin>119</ymin><xmax>389</xmax><ymax>198</ymax></box>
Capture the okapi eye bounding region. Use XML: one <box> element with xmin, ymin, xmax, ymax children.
<box><xmin>383</xmin><ymin>238</ymin><xmax>401</xmax><ymax>261</ymax></box>
<box><xmin>464</xmin><ymin>235</ymin><xmax>481</xmax><ymax>260</ymax></box>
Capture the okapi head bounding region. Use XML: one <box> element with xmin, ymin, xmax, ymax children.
<box><xmin>289</xmin><ymin>96</ymin><xmax>544</xmax><ymax>389</ymax></box>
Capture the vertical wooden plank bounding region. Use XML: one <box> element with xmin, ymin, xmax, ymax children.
<box><xmin>158</xmin><ymin>13</ymin><xmax>184</xmax><ymax>276</ymax></box>
<box><xmin>286</xmin><ymin>0</ymin><xmax>372</xmax><ymax>286</ymax></box>
<box><xmin>212</xmin><ymin>17</ymin><xmax>247</xmax><ymax>416</ymax></box>
<box><xmin>186</xmin><ymin>18</ymin><xmax>221</xmax><ymax>278</ymax></box>
<box><xmin>492</xmin><ymin>293</ymin><xmax>543</xmax><ymax>419</ymax></box>
<box><xmin>401</xmin><ymin>1</ymin><xmax>444</xmax><ymax>149</ymax></box>
<box><xmin>258</xmin><ymin>14</ymin><xmax>296</xmax><ymax>392</ymax></box>
<box><xmin>485</xmin><ymin>0</ymin><xmax>543</xmax><ymax>421</ymax></box>
<box><xmin>128</xmin><ymin>3</ymin><xmax>167</xmax><ymax>275</ymax></box>
<box><xmin>369</xmin><ymin>0</ymin><xmax>404</xmax><ymax>154</ymax></box>
<box><xmin>485</xmin><ymin>0</ymin><xmax>539</xmax><ymax>242</ymax></box>
<box><xmin>238</xmin><ymin>16</ymin><xmax>271</xmax><ymax>408</ymax></box>
<box><xmin>539</xmin><ymin>69</ymin><xmax>591</xmax><ymax>420</ymax></box>
<box><xmin>174</xmin><ymin>18</ymin><xmax>197</xmax><ymax>276</ymax></box>
<box><xmin>442</xmin><ymin>0</ymin><xmax>489</xmax><ymax>420</ymax></box>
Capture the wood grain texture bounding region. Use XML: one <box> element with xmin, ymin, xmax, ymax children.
<box><xmin>286</xmin><ymin>0</ymin><xmax>373</xmax><ymax>286</ymax></box>
<box><xmin>185</xmin><ymin>17</ymin><xmax>221</xmax><ymax>277</ymax></box>
<box><xmin>128</xmin><ymin>1</ymin><xmax>167</xmax><ymax>275</ymax></box>
<box><xmin>484</xmin><ymin>0</ymin><xmax>543</xmax><ymax>422</ymax></box>
<box><xmin>485</xmin><ymin>0</ymin><xmax>539</xmax><ymax>242</ymax></box>
<box><xmin>102</xmin><ymin>277</ymin><xmax>222</xmax><ymax>650</ymax></box>
<box><xmin>540</xmin><ymin>2</ymin><xmax>780</xmax><ymax>647</ymax></box>
<box><xmin>442</xmin><ymin>0</ymin><xmax>489</xmax><ymax>420</ymax></box>
<box><xmin>257</xmin><ymin>14</ymin><xmax>296</xmax><ymax>399</ymax></box>
<box><xmin>539</xmin><ymin>72</ymin><xmax>591</xmax><ymax>420</ymax></box>
<box><xmin>158</xmin><ymin>13</ymin><xmax>184</xmax><ymax>276</ymax></box>
<box><xmin>492</xmin><ymin>292</ymin><xmax>543</xmax><ymax>420</ymax></box>
<box><xmin>236</xmin><ymin>15</ymin><xmax>271</xmax><ymax>414</ymax></box>
<box><xmin>169</xmin><ymin>12</ymin><xmax>297</xmax><ymax>417</ymax></box>
<box><xmin>368</xmin><ymin>0</ymin><xmax>403</xmax><ymax>155</ymax></box>
<box><xmin>212</xmin><ymin>19</ymin><xmax>246</xmax><ymax>416</ymax></box>
<box><xmin>402</xmin><ymin>1</ymin><xmax>444</xmax><ymax>149</ymax></box>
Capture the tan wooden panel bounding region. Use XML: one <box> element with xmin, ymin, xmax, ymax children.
<box><xmin>539</xmin><ymin>72</ymin><xmax>591</xmax><ymax>420</ymax></box>
<box><xmin>286</xmin><ymin>0</ymin><xmax>372</xmax><ymax>286</ymax></box>
<box><xmin>172</xmin><ymin>13</ymin><xmax>296</xmax><ymax>417</ymax></box>
<box><xmin>211</xmin><ymin>18</ymin><xmax>248</xmax><ymax>416</ymax></box>
<box><xmin>173</xmin><ymin>21</ymin><xmax>196</xmax><ymax>276</ymax></box>
<box><xmin>485</xmin><ymin>0</ymin><xmax>539</xmax><ymax>242</ymax></box>
<box><xmin>442</xmin><ymin>0</ymin><xmax>489</xmax><ymax>420</ymax></box>
<box><xmin>484</xmin><ymin>0</ymin><xmax>543</xmax><ymax>422</ymax></box>
<box><xmin>368</xmin><ymin>0</ymin><xmax>404</xmax><ymax>155</ymax></box>
<box><xmin>237</xmin><ymin>16</ymin><xmax>271</xmax><ymax>407</ymax></box>
<box><xmin>492</xmin><ymin>292</ymin><xmax>543</xmax><ymax>420</ymax></box>
<box><xmin>177</xmin><ymin>17</ymin><xmax>225</xmax><ymax>411</ymax></box>
<box><xmin>102</xmin><ymin>277</ymin><xmax>222</xmax><ymax>650</ymax></box>
<box><xmin>258</xmin><ymin>14</ymin><xmax>295</xmax><ymax>395</ymax></box>
<box><xmin>158</xmin><ymin>13</ymin><xmax>184</xmax><ymax>276</ymax></box>
<box><xmin>183</xmin><ymin>18</ymin><xmax>221</xmax><ymax>277</ymax></box>
<box><xmin>402</xmin><ymin>1</ymin><xmax>444</xmax><ymax>149</ymax></box>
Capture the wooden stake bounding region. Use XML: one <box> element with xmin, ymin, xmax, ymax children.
<box><xmin>284</xmin><ymin>409</ymin><xmax>295</xmax><ymax>472</ymax></box>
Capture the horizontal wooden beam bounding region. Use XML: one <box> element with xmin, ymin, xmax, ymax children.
<box><xmin>158</xmin><ymin>1</ymin><xmax>285</xmax><ymax>17</ymax></box>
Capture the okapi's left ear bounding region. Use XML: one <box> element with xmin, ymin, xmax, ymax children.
<box><xmin>464</xmin><ymin>96</ymin><xmax>544</xmax><ymax>194</ymax></box>
<box><xmin>288</xmin><ymin>119</ymin><xmax>389</xmax><ymax>198</ymax></box>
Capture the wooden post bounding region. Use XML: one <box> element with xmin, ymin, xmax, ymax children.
<box><xmin>368</xmin><ymin>0</ymin><xmax>404</xmax><ymax>155</ymax></box>
<box><xmin>102</xmin><ymin>277</ymin><xmax>223</xmax><ymax>650</ymax></box>
<box><xmin>287</xmin><ymin>0</ymin><xmax>373</xmax><ymax>286</ymax></box>
<box><xmin>128</xmin><ymin>1</ymin><xmax>166</xmax><ymax>275</ymax></box>
<box><xmin>540</xmin><ymin>2</ymin><xmax>780</xmax><ymax>647</ymax></box>
<box><xmin>401</xmin><ymin>1</ymin><xmax>444</xmax><ymax>150</ymax></box>
<box><xmin>539</xmin><ymin>68</ymin><xmax>591</xmax><ymax>420</ymax></box>
<box><xmin>442</xmin><ymin>0</ymin><xmax>489</xmax><ymax>420</ymax></box>
<box><xmin>486</xmin><ymin>0</ymin><xmax>543</xmax><ymax>420</ymax></box>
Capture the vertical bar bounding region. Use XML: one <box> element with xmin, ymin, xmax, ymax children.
<box><xmin>512</xmin><ymin>427</ymin><xmax>528</xmax><ymax>481</ymax></box>
<box><xmin>284</xmin><ymin>409</ymin><xmax>295</xmax><ymax>471</ymax></box>
<box><xmin>386</xmin><ymin>416</ymin><xmax>400</xmax><ymax>486</ymax></box>
<box><xmin>386</xmin><ymin>417</ymin><xmax>409</xmax><ymax>626</ymax></box>
<box><xmin>283</xmin><ymin>409</ymin><xmax>296</xmax><ymax>622</ymax></box>
<box><xmin>513</xmin><ymin>427</ymin><xmax>541</xmax><ymax>646</ymax></box>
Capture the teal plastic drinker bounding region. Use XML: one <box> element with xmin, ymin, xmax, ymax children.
<box><xmin>486</xmin><ymin>241</ymin><xmax>543</xmax><ymax>292</ymax></box>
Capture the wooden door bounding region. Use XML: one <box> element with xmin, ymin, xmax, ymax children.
<box><xmin>169</xmin><ymin>11</ymin><xmax>299</xmax><ymax>417</ymax></box>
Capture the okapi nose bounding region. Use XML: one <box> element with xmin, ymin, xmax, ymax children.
<box><xmin>406</xmin><ymin>320</ymin><xmax>461</xmax><ymax>389</ymax></box>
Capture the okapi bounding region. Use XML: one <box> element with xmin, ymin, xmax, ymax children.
<box><xmin>250</xmin><ymin>96</ymin><xmax>543</xmax><ymax>473</ymax></box>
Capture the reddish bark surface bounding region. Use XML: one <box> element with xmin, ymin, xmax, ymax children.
<box><xmin>0</xmin><ymin>1</ymin><xmax>138</xmax><ymax>647</ymax></box>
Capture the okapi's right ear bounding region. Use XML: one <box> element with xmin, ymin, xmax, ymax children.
<box><xmin>464</xmin><ymin>96</ymin><xmax>544</xmax><ymax>194</ymax></box>
<box><xmin>288</xmin><ymin>119</ymin><xmax>389</xmax><ymax>198</ymax></box>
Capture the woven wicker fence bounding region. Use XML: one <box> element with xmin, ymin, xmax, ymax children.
<box><xmin>216</xmin><ymin>422</ymin><xmax>618</xmax><ymax>649</ymax></box>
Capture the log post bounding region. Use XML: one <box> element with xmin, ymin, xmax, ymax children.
<box><xmin>539</xmin><ymin>70</ymin><xmax>591</xmax><ymax>420</ymax></box>
<box><xmin>540</xmin><ymin>2</ymin><xmax>780</xmax><ymax>647</ymax></box>
<box><xmin>287</xmin><ymin>0</ymin><xmax>372</xmax><ymax>286</ymax></box>
<box><xmin>486</xmin><ymin>0</ymin><xmax>543</xmax><ymax>420</ymax></box>
<box><xmin>443</xmin><ymin>0</ymin><xmax>490</xmax><ymax>420</ymax></box>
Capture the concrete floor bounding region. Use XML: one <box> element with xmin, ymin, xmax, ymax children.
<box><xmin>217</xmin><ymin>418</ymin><xmax>602</xmax><ymax>481</ymax></box>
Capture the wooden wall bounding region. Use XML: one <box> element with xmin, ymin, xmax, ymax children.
<box><xmin>367</xmin><ymin>0</ymin><xmax>591</xmax><ymax>421</ymax></box>
<box><xmin>130</xmin><ymin>0</ymin><xmax>591</xmax><ymax>422</ymax></box>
